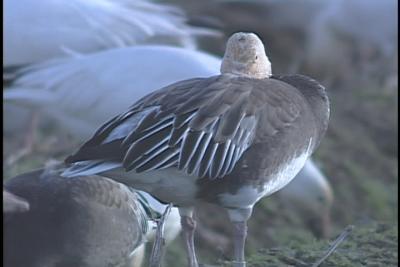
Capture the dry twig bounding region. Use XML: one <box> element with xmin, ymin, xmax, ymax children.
<box><xmin>312</xmin><ymin>225</ymin><xmax>355</xmax><ymax>267</ymax></box>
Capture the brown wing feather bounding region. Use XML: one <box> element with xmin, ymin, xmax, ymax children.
<box><xmin>66</xmin><ymin>74</ymin><xmax>308</xmax><ymax>180</ymax></box>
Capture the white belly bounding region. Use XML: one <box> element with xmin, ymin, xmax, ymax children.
<box><xmin>219</xmin><ymin>140</ymin><xmax>313</xmax><ymax>209</ymax></box>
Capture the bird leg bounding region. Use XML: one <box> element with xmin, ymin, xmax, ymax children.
<box><xmin>149</xmin><ymin>204</ymin><xmax>172</xmax><ymax>267</ymax></box>
<box><xmin>179</xmin><ymin>208</ymin><xmax>199</xmax><ymax>267</ymax></box>
<box><xmin>226</xmin><ymin>208</ymin><xmax>253</xmax><ymax>267</ymax></box>
<box><xmin>231</xmin><ymin>221</ymin><xmax>248</xmax><ymax>267</ymax></box>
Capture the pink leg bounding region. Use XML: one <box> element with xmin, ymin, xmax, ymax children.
<box><xmin>179</xmin><ymin>208</ymin><xmax>199</xmax><ymax>267</ymax></box>
<box><xmin>231</xmin><ymin>221</ymin><xmax>248</xmax><ymax>267</ymax></box>
<box><xmin>227</xmin><ymin>208</ymin><xmax>253</xmax><ymax>267</ymax></box>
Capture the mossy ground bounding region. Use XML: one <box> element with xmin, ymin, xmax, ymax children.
<box><xmin>242</xmin><ymin>222</ymin><xmax>398</xmax><ymax>267</ymax></box>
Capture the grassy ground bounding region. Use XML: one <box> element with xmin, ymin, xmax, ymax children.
<box><xmin>232</xmin><ymin>222</ymin><xmax>398</xmax><ymax>267</ymax></box>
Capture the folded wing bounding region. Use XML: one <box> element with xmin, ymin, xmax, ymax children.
<box><xmin>66</xmin><ymin>75</ymin><xmax>305</xmax><ymax>179</ymax></box>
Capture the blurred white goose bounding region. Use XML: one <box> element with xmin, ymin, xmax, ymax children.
<box><xmin>164</xmin><ymin>0</ymin><xmax>330</xmax><ymax>72</ymax></box>
<box><xmin>304</xmin><ymin>0</ymin><xmax>397</xmax><ymax>87</ymax></box>
<box><xmin>4</xmin><ymin>0</ymin><xmax>215</xmax><ymax>69</ymax></box>
<box><xmin>4</xmin><ymin>45</ymin><xmax>213</xmax><ymax>265</ymax></box>
<box><xmin>4</xmin><ymin>45</ymin><xmax>333</xmax><ymax>239</ymax></box>
<box><xmin>277</xmin><ymin>159</ymin><xmax>333</xmax><ymax>238</ymax></box>
<box><xmin>5</xmin><ymin>45</ymin><xmax>222</xmax><ymax>139</ymax></box>
<box><xmin>4</xmin><ymin>0</ymin><xmax>217</xmax><ymax>146</ymax></box>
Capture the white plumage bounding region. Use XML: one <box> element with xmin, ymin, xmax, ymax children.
<box><xmin>4</xmin><ymin>0</ymin><xmax>215</xmax><ymax>67</ymax></box>
<box><xmin>304</xmin><ymin>0</ymin><xmax>397</xmax><ymax>86</ymax></box>
<box><xmin>5</xmin><ymin>45</ymin><xmax>221</xmax><ymax>139</ymax></box>
<box><xmin>279</xmin><ymin>159</ymin><xmax>333</xmax><ymax>215</ymax></box>
<box><xmin>138</xmin><ymin>191</ymin><xmax>182</xmax><ymax>243</ymax></box>
<box><xmin>132</xmin><ymin>191</ymin><xmax>182</xmax><ymax>267</ymax></box>
<box><xmin>277</xmin><ymin>159</ymin><xmax>333</xmax><ymax>237</ymax></box>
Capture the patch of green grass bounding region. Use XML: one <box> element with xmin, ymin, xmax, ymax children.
<box><xmin>234</xmin><ymin>222</ymin><xmax>398</xmax><ymax>267</ymax></box>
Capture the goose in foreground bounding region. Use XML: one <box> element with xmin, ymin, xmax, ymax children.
<box><xmin>4</xmin><ymin>168</ymin><xmax>179</xmax><ymax>267</ymax></box>
<box><xmin>4</xmin><ymin>0</ymin><xmax>215</xmax><ymax>70</ymax></box>
<box><xmin>62</xmin><ymin>32</ymin><xmax>330</xmax><ymax>267</ymax></box>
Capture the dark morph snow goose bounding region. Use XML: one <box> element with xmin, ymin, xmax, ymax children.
<box><xmin>4</xmin><ymin>168</ymin><xmax>164</xmax><ymax>267</ymax></box>
<box><xmin>63</xmin><ymin>32</ymin><xmax>330</xmax><ymax>267</ymax></box>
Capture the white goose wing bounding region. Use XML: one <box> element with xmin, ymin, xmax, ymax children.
<box><xmin>278</xmin><ymin>159</ymin><xmax>333</xmax><ymax>210</ymax></box>
<box><xmin>4</xmin><ymin>46</ymin><xmax>221</xmax><ymax>139</ymax></box>
<box><xmin>4</xmin><ymin>0</ymin><xmax>217</xmax><ymax>67</ymax></box>
<box><xmin>305</xmin><ymin>0</ymin><xmax>397</xmax><ymax>79</ymax></box>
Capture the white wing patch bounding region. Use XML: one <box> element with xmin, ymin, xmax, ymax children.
<box><xmin>103</xmin><ymin>106</ymin><xmax>160</xmax><ymax>143</ymax></box>
<box><xmin>61</xmin><ymin>160</ymin><xmax>123</xmax><ymax>178</ymax></box>
<box><xmin>122</xmin><ymin>109</ymin><xmax>257</xmax><ymax>179</ymax></box>
<box><xmin>262</xmin><ymin>139</ymin><xmax>313</xmax><ymax>197</ymax></box>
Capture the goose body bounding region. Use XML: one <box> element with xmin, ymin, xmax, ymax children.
<box><xmin>4</xmin><ymin>169</ymin><xmax>147</xmax><ymax>267</ymax></box>
<box><xmin>4</xmin><ymin>168</ymin><xmax>180</xmax><ymax>267</ymax></box>
<box><xmin>63</xmin><ymin>73</ymin><xmax>327</xmax><ymax>210</ymax></box>
<box><xmin>63</xmin><ymin>32</ymin><xmax>330</xmax><ymax>266</ymax></box>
